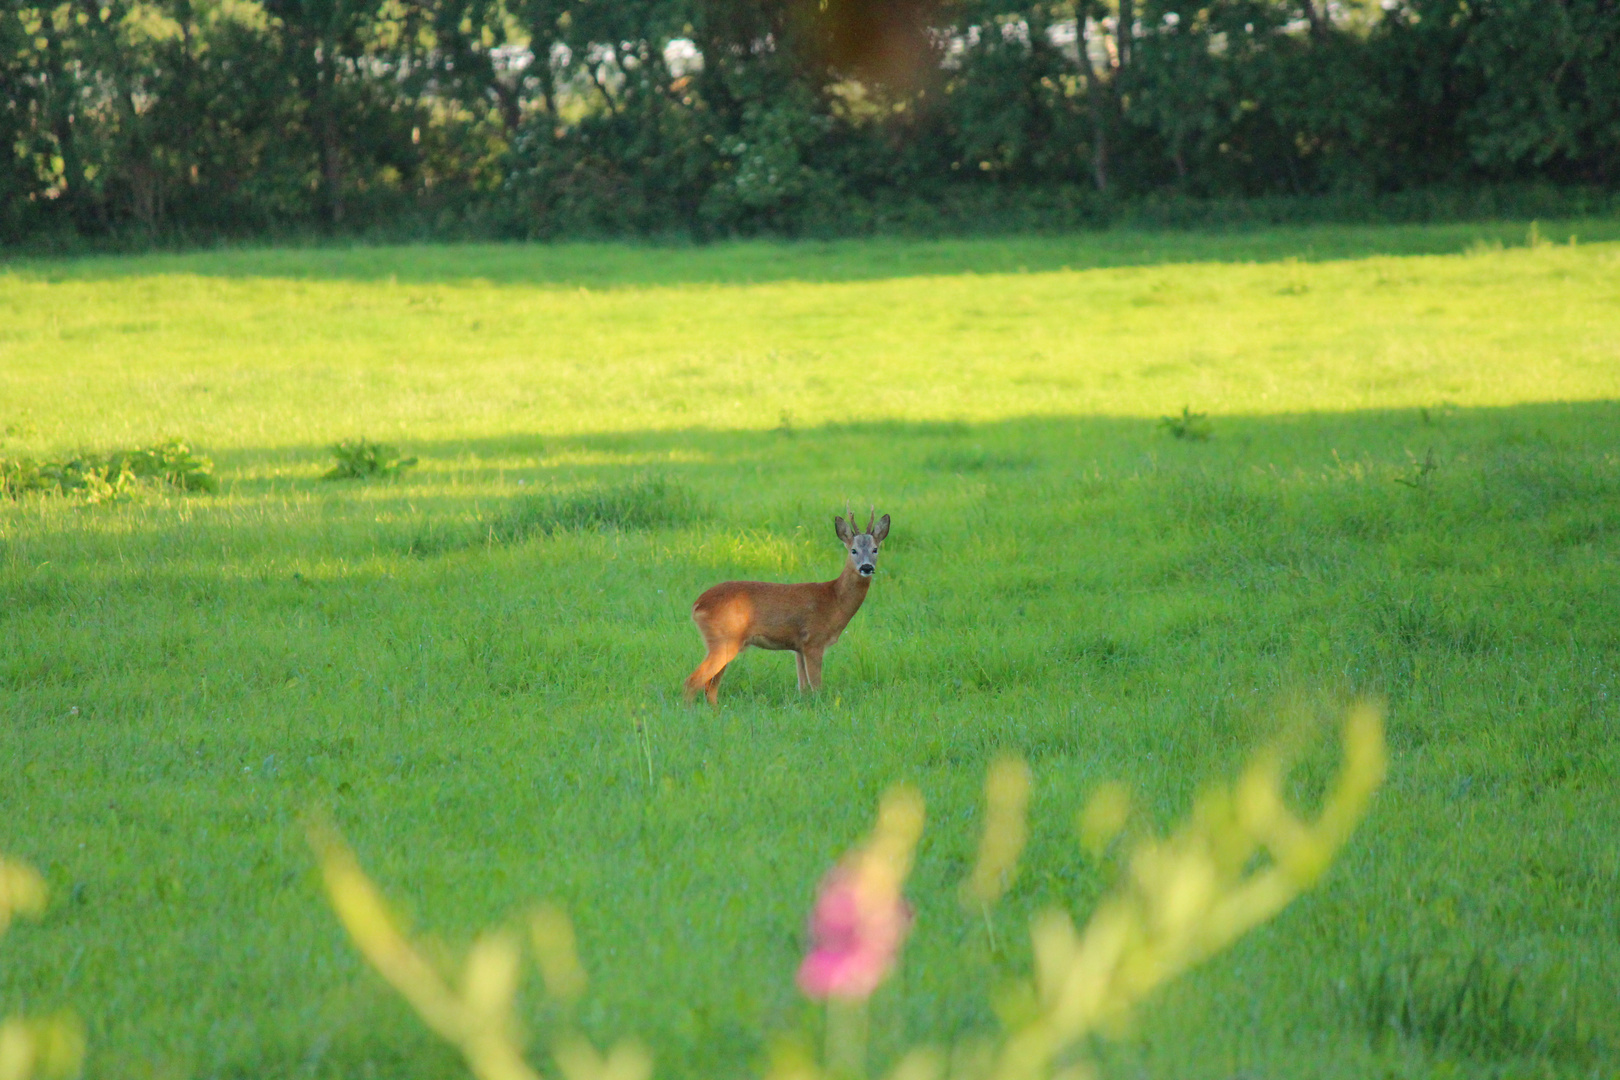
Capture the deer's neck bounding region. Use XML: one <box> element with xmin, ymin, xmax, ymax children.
<box><xmin>831</xmin><ymin>560</ymin><xmax>872</xmax><ymax>621</ymax></box>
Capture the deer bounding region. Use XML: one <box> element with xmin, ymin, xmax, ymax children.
<box><xmin>684</xmin><ymin>506</ymin><xmax>891</xmax><ymax>705</ymax></box>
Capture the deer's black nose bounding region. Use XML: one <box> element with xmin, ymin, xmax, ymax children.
<box><xmin>859</xmin><ymin>564</ymin><xmax>875</xmax><ymax>575</ymax></box>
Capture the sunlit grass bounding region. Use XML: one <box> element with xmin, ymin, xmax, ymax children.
<box><xmin>2</xmin><ymin>223</ymin><xmax>1618</xmax><ymax>455</ymax></box>
<box><xmin>0</xmin><ymin>225</ymin><xmax>1617</xmax><ymax>1079</ymax></box>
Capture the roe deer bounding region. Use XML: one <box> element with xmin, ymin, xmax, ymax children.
<box><xmin>685</xmin><ymin>506</ymin><xmax>891</xmax><ymax>705</ymax></box>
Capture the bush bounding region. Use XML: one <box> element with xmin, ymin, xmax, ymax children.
<box><xmin>0</xmin><ymin>440</ymin><xmax>216</xmax><ymax>500</ymax></box>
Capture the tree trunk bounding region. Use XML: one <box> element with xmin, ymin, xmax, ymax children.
<box><xmin>1117</xmin><ymin>0</ymin><xmax>1133</xmax><ymax>70</ymax></box>
<box><xmin>322</xmin><ymin>121</ymin><xmax>345</xmax><ymax>225</ymax></box>
<box><xmin>40</xmin><ymin>8</ymin><xmax>80</xmax><ymax>211</ymax></box>
<box><xmin>177</xmin><ymin>0</ymin><xmax>198</xmax><ymax>185</ymax></box>
<box><xmin>528</xmin><ymin>29</ymin><xmax>567</xmax><ymax>118</ymax></box>
<box><xmin>317</xmin><ymin>42</ymin><xmax>344</xmax><ymax>225</ymax></box>
<box><xmin>1300</xmin><ymin>0</ymin><xmax>1328</xmax><ymax>41</ymax></box>
<box><xmin>1078</xmin><ymin>8</ymin><xmax>1111</xmax><ymax>192</ymax></box>
<box><xmin>130</xmin><ymin>162</ymin><xmax>160</xmax><ymax>229</ymax></box>
<box><xmin>588</xmin><ymin>59</ymin><xmax>619</xmax><ymax>115</ymax></box>
<box><xmin>492</xmin><ymin>79</ymin><xmax>522</xmax><ymax>133</ymax></box>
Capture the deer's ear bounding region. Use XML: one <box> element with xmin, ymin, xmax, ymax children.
<box><xmin>834</xmin><ymin>515</ymin><xmax>854</xmax><ymax>545</ymax></box>
<box><xmin>871</xmin><ymin>514</ymin><xmax>890</xmax><ymax>543</ymax></box>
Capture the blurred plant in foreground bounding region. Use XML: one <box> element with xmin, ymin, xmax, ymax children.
<box><xmin>310</xmin><ymin>704</ymin><xmax>1385</xmax><ymax>1080</ymax></box>
<box><xmin>306</xmin><ymin>823</ymin><xmax>650</xmax><ymax>1080</ymax></box>
<box><xmin>794</xmin><ymin>786</ymin><xmax>926</xmax><ymax>1077</ymax></box>
<box><xmin>0</xmin><ymin>858</ymin><xmax>84</xmax><ymax>1080</ymax></box>
<box><xmin>989</xmin><ymin>702</ymin><xmax>1386</xmax><ymax>1080</ymax></box>
<box><xmin>960</xmin><ymin>757</ymin><xmax>1033</xmax><ymax>951</ymax></box>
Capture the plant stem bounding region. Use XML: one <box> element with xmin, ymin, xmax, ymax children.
<box><xmin>826</xmin><ymin>998</ymin><xmax>868</xmax><ymax>1079</ymax></box>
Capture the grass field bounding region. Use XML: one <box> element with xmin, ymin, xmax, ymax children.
<box><xmin>2</xmin><ymin>220</ymin><xmax>1618</xmax><ymax>1080</ymax></box>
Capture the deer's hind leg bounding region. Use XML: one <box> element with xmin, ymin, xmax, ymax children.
<box><xmin>704</xmin><ymin>662</ymin><xmax>733</xmax><ymax>705</ymax></box>
<box><xmin>685</xmin><ymin>638</ymin><xmax>741</xmax><ymax>705</ymax></box>
<box><xmin>795</xmin><ymin>651</ymin><xmax>810</xmax><ymax>692</ymax></box>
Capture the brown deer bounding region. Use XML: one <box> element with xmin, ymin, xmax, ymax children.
<box><xmin>684</xmin><ymin>507</ymin><xmax>891</xmax><ymax>705</ymax></box>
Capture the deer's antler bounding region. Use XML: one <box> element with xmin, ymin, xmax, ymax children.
<box><xmin>867</xmin><ymin>504</ymin><xmax>876</xmax><ymax>535</ymax></box>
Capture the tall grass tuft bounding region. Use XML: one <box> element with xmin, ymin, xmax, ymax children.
<box><xmin>1347</xmin><ymin>950</ymin><xmax>1597</xmax><ymax>1063</ymax></box>
<box><xmin>408</xmin><ymin>477</ymin><xmax>704</xmax><ymax>556</ymax></box>
<box><xmin>496</xmin><ymin>476</ymin><xmax>702</xmax><ymax>538</ymax></box>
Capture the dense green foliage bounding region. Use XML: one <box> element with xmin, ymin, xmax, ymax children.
<box><xmin>0</xmin><ymin>438</ymin><xmax>216</xmax><ymax>498</ymax></box>
<box><xmin>1</xmin><ymin>227</ymin><xmax>1617</xmax><ymax>1078</ymax></box>
<box><xmin>4</xmin><ymin>0</ymin><xmax>1619</xmax><ymax>244</ymax></box>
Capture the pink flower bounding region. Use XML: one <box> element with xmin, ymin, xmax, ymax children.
<box><xmin>795</xmin><ymin>863</ymin><xmax>913</xmax><ymax>1000</ymax></box>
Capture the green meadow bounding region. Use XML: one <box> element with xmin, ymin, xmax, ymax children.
<box><xmin>2</xmin><ymin>221</ymin><xmax>1618</xmax><ymax>1079</ymax></box>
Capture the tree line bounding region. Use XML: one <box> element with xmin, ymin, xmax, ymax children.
<box><xmin>3</xmin><ymin>0</ymin><xmax>1617</xmax><ymax>243</ymax></box>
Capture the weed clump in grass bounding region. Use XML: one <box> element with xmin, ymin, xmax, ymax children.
<box><xmin>1159</xmin><ymin>405</ymin><xmax>1212</xmax><ymax>441</ymax></box>
<box><xmin>1393</xmin><ymin>448</ymin><xmax>1439</xmax><ymax>489</ymax></box>
<box><xmin>322</xmin><ymin>438</ymin><xmax>417</xmax><ymax>481</ymax></box>
<box><xmin>0</xmin><ymin>439</ymin><xmax>216</xmax><ymax>500</ymax></box>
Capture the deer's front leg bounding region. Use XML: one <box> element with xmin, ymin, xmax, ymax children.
<box><xmin>802</xmin><ymin>648</ymin><xmax>825</xmax><ymax>692</ymax></box>
<box><xmin>795</xmin><ymin>650</ymin><xmax>810</xmax><ymax>692</ymax></box>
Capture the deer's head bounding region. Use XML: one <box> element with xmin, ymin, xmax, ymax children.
<box><xmin>834</xmin><ymin>506</ymin><xmax>891</xmax><ymax>577</ymax></box>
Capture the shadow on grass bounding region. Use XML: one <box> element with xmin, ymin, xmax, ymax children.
<box><xmin>9</xmin><ymin>402</ymin><xmax>1617</xmax><ymax>670</ymax></box>
<box><xmin>21</xmin><ymin>399</ymin><xmax>1618</xmax><ymax>552</ymax></box>
<box><xmin>5</xmin><ymin>219</ymin><xmax>1619</xmax><ymax>288</ymax></box>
